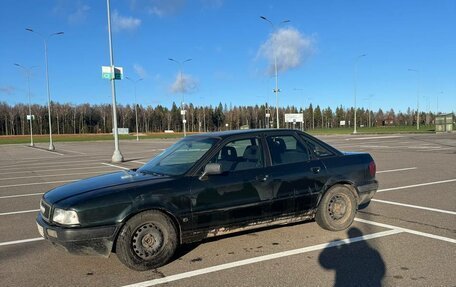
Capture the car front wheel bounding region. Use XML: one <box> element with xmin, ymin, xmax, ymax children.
<box><xmin>115</xmin><ymin>210</ymin><xmax>178</xmax><ymax>271</ymax></box>
<box><xmin>316</xmin><ymin>185</ymin><xmax>357</xmax><ymax>231</ymax></box>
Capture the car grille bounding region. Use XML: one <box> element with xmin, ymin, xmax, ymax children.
<box><xmin>40</xmin><ymin>199</ymin><xmax>51</xmax><ymax>222</ymax></box>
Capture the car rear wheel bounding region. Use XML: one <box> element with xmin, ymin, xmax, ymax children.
<box><xmin>316</xmin><ymin>185</ymin><xmax>357</xmax><ymax>231</ymax></box>
<box><xmin>115</xmin><ymin>210</ymin><xmax>178</xmax><ymax>271</ymax></box>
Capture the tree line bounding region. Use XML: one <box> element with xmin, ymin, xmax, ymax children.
<box><xmin>0</xmin><ymin>101</ymin><xmax>437</xmax><ymax>136</ymax></box>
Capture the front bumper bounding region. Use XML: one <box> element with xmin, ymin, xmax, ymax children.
<box><xmin>357</xmin><ymin>180</ymin><xmax>379</xmax><ymax>205</ymax></box>
<box><xmin>36</xmin><ymin>213</ymin><xmax>120</xmax><ymax>257</ymax></box>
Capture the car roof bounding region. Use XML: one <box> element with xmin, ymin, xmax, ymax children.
<box><xmin>187</xmin><ymin>129</ymin><xmax>304</xmax><ymax>140</ymax></box>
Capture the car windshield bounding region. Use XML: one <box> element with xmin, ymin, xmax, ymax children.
<box><xmin>137</xmin><ymin>137</ymin><xmax>219</xmax><ymax>176</ymax></box>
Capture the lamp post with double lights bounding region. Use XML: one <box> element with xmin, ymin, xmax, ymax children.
<box><xmin>169</xmin><ymin>58</ymin><xmax>192</xmax><ymax>137</ymax></box>
<box><xmin>26</xmin><ymin>28</ymin><xmax>63</xmax><ymax>151</ymax></box>
<box><xmin>260</xmin><ymin>16</ymin><xmax>290</xmax><ymax>129</ymax></box>
<box><xmin>105</xmin><ymin>0</ymin><xmax>124</xmax><ymax>162</ymax></box>
<box><xmin>126</xmin><ymin>77</ymin><xmax>143</xmax><ymax>141</ymax></box>
<box><xmin>353</xmin><ymin>54</ymin><xmax>367</xmax><ymax>134</ymax></box>
<box><xmin>14</xmin><ymin>63</ymin><xmax>37</xmax><ymax>147</ymax></box>
<box><xmin>408</xmin><ymin>68</ymin><xmax>420</xmax><ymax>130</ymax></box>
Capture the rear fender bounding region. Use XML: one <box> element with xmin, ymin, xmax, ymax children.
<box><xmin>317</xmin><ymin>176</ymin><xmax>359</xmax><ymax>207</ymax></box>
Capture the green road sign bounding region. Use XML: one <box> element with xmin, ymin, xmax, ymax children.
<box><xmin>102</xmin><ymin>66</ymin><xmax>123</xmax><ymax>80</ymax></box>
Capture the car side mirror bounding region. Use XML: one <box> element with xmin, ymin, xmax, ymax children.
<box><xmin>199</xmin><ymin>163</ymin><xmax>222</xmax><ymax>180</ymax></box>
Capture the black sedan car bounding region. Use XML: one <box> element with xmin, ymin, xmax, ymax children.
<box><xmin>36</xmin><ymin>129</ymin><xmax>378</xmax><ymax>271</ymax></box>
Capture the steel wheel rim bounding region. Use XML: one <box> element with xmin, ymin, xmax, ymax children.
<box><xmin>328</xmin><ymin>194</ymin><xmax>348</xmax><ymax>220</ymax></box>
<box><xmin>132</xmin><ymin>223</ymin><xmax>164</xmax><ymax>260</ymax></box>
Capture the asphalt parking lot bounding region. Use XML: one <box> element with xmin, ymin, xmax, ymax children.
<box><xmin>0</xmin><ymin>133</ymin><xmax>455</xmax><ymax>287</ymax></box>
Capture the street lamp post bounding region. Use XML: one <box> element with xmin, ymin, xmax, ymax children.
<box><xmin>364</xmin><ymin>94</ymin><xmax>374</xmax><ymax>128</ymax></box>
<box><xmin>14</xmin><ymin>63</ymin><xmax>37</xmax><ymax>147</ymax></box>
<box><xmin>437</xmin><ymin>91</ymin><xmax>443</xmax><ymax>115</ymax></box>
<box><xmin>72</xmin><ymin>105</ymin><xmax>77</xmax><ymax>134</ymax></box>
<box><xmin>294</xmin><ymin>88</ymin><xmax>308</xmax><ymax>130</ymax></box>
<box><xmin>26</xmin><ymin>28</ymin><xmax>63</xmax><ymax>151</ymax></box>
<box><xmin>260</xmin><ymin>16</ymin><xmax>290</xmax><ymax>129</ymax></box>
<box><xmin>353</xmin><ymin>54</ymin><xmax>367</xmax><ymax>134</ymax></box>
<box><xmin>169</xmin><ymin>58</ymin><xmax>192</xmax><ymax>137</ymax></box>
<box><xmin>106</xmin><ymin>0</ymin><xmax>123</xmax><ymax>162</ymax></box>
<box><xmin>126</xmin><ymin>77</ymin><xmax>143</xmax><ymax>141</ymax></box>
<box><xmin>312</xmin><ymin>106</ymin><xmax>315</xmax><ymax>129</ymax></box>
<box><xmin>408</xmin><ymin>68</ymin><xmax>420</xmax><ymax>130</ymax></box>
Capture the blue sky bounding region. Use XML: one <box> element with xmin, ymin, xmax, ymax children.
<box><xmin>1</xmin><ymin>0</ymin><xmax>455</xmax><ymax>113</ymax></box>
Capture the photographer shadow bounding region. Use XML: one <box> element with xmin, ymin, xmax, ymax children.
<box><xmin>318</xmin><ymin>227</ymin><xmax>386</xmax><ymax>287</ymax></box>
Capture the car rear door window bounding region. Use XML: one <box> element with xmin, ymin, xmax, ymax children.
<box><xmin>266</xmin><ymin>135</ymin><xmax>309</xmax><ymax>165</ymax></box>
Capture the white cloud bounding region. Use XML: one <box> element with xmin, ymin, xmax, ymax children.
<box><xmin>130</xmin><ymin>0</ymin><xmax>185</xmax><ymax>17</ymax></box>
<box><xmin>68</xmin><ymin>3</ymin><xmax>90</xmax><ymax>24</ymax></box>
<box><xmin>133</xmin><ymin>64</ymin><xmax>148</xmax><ymax>78</ymax></box>
<box><xmin>0</xmin><ymin>85</ymin><xmax>15</xmax><ymax>95</ymax></box>
<box><xmin>170</xmin><ymin>73</ymin><xmax>198</xmax><ymax>94</ymax></box>
<box><xmin>52</xmin><ymin>1</ymin><xmax>90</xmax><ymax>25</ymax></box>
<box><xmin>257</xmin><ymin>27</ymin><xmax>315</xmax><ymax>75</ymax></box>
<box><xmin>112</xmin><ymin>10</ymin><xmax>141</xmax><ymax>31</ymax></box>
<box><xmin>200</xmin><ymin>0</ymin><xmax>224</xmax><ymax>9</ymax></box>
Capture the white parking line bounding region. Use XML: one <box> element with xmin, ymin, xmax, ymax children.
<box><xmin>346</xmin><ymin>136</ymin><xmax>402</xmax><ymax>141</ymax></box>
<box><xmin>0</xmin><ymin>180</ymin><xmax>77</xmax><ymax>189</ymax></box>
<box><xmin>27</xmin><ymin>147</ymin><xmax>65</xmax><ymax>156</ymax></box>
<box><xmin>1</xmin><ymin>165</ymin><xmax>118</xmax><ymax>176</ymax></box>
<box><xmin>54</xmin><ymin>148</ymin><xmax>87</xmax><ymax>155</ymax></box>
<box><xmin>377</xmin><ymin>167</ymin><xmax>417</xmax><ymax>174</ymax></box>
<box><xmin>131</xmin><ymin>160</ymin><xmax>147</xmax><ymax>165</ymax></box>
<box><xmin>421</xmin><ymin>147</ymin><xmax>455</xmax><ymax>152</ymax></box>
<box><xmin>0</xmin><ymin>237</ymin><xmax>44</xmax><ymax>247</ymax></box>
<box><xmin>0</xmin><ymin>171</ymin><xmax>106</xmax><ymax>181</ymax></box>
<box><xmin>0</xmin><ymin>192</ymin><xmax>44</xmax><ymax>199</ymax></box>
<box><xmin>101</xmin><ymin>163</ymin><xmax>130</xmax><ymax>170</ymax></box>
<box><xmin>407</xmin><ymin>146</ymin><xmax>441</xmax><ymax>149</ymax></box>
<box><xmin>371</xmin><ymin>199</ymin><xmax>456</xmax><ymax>215</ymax></box>
<box><xmin>0</xmin><ymin>209</ymin><xmax>40</xmax><ymax>216</ymax></box>
<box><xmin>0</xmin><ymin>158</ymin><xmax>107</xmax><ymax>170</ymax></box>
<box><xmin>121</xmin><ymin>229</ymin><xmax>402</xmax><ymax>287</ymax></box>
<box><xmin>355</xmin><ymin>218</ymin><xmax>456</xmax><ymax>243</ymax></box>
<box><xmin>377</xmin><ymin>178</ymin><xmax>456</xmax><ymax>193</ymax></box>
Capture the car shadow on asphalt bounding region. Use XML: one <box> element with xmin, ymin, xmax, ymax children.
<box><xmin>318</xmin><ymin>227</ymin><xmax>386</xmax><ymax>287</ymax></box>
<box><xmin>171</xmin><ymin>219</ymin><xmax>317</xmax><ymax>263</ymax></box>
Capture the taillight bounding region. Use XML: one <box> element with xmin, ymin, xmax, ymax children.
<box><xmin>368</xmin><ymin>161</ymin><xmax>376</xmax><ymax>177</ymax></box>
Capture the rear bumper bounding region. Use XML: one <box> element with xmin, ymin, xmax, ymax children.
<box><xmin>357</xmin><ymin>180</ymin><xmax>379</xmax><ymax>205</ymax></box>
<box><xmin>36</xmin><ymin>214</ymin><xmax>120</xmax><ymax>257</ymax></box>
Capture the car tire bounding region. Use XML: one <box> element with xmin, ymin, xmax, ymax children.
<box><xmin>316</xmin><ymin>185</ymin><xmax>357</xmax><ymax>231</ymax></box>
<box><xmin>115</xmin><ymin>210</ymin><xmax>178</xmax><ymax>271</ymax></box>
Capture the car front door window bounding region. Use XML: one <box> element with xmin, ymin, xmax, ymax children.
<box><xmin>209</xmin><ymin>138</ymin><xmax>264</xmax><ymax>172</ymax></box>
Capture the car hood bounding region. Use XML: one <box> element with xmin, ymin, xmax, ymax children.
<box><xmin>43</xmin><ymin>170</ymin><xmax>167</xmax><ymax>205</ymax></box>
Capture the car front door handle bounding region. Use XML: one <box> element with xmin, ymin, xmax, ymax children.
<box><xmin>311</xmin><ymin>167</ymin><xmax>321</xmax><ymax>174</ymax></box>
<box><xmin>256</xmin><ymin>175</ymin><xmax>269</xmax><ymax>182</ymax></box>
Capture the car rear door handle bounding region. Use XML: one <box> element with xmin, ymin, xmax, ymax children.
<box><xmin>311</xmin><ymin>167</ymin><xmax>321</xmax><ymax>174</ymax></box>
<box><xmin>256</xmin><ymin>175</ymin><xmax>269</xmax><ymax>182</ymax></box>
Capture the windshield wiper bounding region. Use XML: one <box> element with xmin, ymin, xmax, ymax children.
<box><xmin>151</xmin><ymin>171</ymin><xmax>167</xmax><ymax>176</ymax></box>
<box><xmin>137</xmin><ymin>170</ymin><xmax>167</xmax><ymax>177</ymax></box>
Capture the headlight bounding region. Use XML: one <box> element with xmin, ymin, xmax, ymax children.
<box><xmin>52</xmin><ymin>208</ymin><xmax>80</xmax><ymax>225</ymax></box>
<box><xmin>39</xmin><ymin>200</ymin><xmax>45</xmax><ymax>213</ymax></box>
